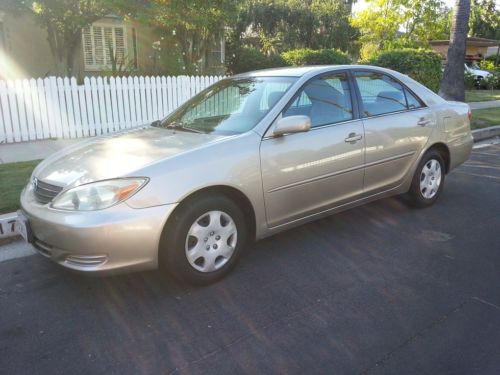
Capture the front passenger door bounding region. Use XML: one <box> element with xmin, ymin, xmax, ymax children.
<box><xmin>260</xmin><ymin>72</ymin><xmax>365</xmax><ymax>227</ymax></box>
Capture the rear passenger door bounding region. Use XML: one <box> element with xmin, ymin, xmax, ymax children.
<box><xmin>352</xmin><ymin>70</ymin><xmax>435</xmax><ymax>194</ymax></box>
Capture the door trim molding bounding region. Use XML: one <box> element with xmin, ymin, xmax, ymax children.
<box><xmin>267</xmin><ymin>162</ymin><xmax>364</xmax><ymax>193</ymax></box>
<box><xmin>364</xmin><ymin>150</ymin><xmax>415</xmax><ymax>169</ymax></box>
<box><xmin>266</xmin><ymin>150</ymin><xmax>414</xmax><ymax>194</ymax></box>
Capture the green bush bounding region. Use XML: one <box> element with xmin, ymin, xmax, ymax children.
<box><xmin>281</xmin><ymin>48</ymin><xmax>351</xmax><ymax>66</ymax></box>
<box><xmin>481</xmin><ymin>57</ymin><xmax>500</xmax><ymax>72</ymax></box>
<box><xmin>483</xmin><ymin>72</ymin><xmax>500</xmax><ymax>90</ymax></box>
<box><xmin>464</xmin><ymin>71</ymin><xmax>477</xmax><ymax>90</ymax></box>
<box><xmin>485</xmin><ymin>55</ymin><xmax>500</xmax><ymax>67</ymax></box>
<box><xmin>226</xmin><ymin>47</ymin><xmax>287</xmax><ymax>74</ymax></box>
<box><xmin>367</xmin><ymin>49</ymin><xmax>443</xmax><ymax>92</ymax></box>
<box><xmin>479</xmin><ymin>60</ymin><xmax>496</xmax><ymax>71</ymax></box>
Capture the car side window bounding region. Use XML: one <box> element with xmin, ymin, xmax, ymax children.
<box><xmin>283</xmin><ymin>73</ymin><xmax>353</xmax><ymax>128</ymax></box>
<box><xmin>354</xmin><ymin>72</ymin><xmax>408</xmax><ymax>117</ymax></box>
<box><xmin>405</xmin><ymin>88</ymin><xmax>423</xmax><ymax>110</ymax></box>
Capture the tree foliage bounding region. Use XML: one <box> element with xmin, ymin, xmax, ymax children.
<box><xmin>121</xmin><ymin>0</ymin><xmax>238</xmax><ymax>74</ymax></box>
<box><xmin>352</xmin><ymin>0</ymin><xmax>450</xmax><ymax>57</ymax></box>
<box><xmin>469</xmin><ymin>0</ymin><xmax>500</xmax><ymax>40</ymax></box>
<box><xmin>230</xmin><ymin>0</ymin><xmax>358</xmax><ymax>55</ymax></box>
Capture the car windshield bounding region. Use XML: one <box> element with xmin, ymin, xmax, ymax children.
<box><xmin>465</xmin><ymin>62</ymin><xmax>481</xmax><ymax>69</ymax></box>
<box><xmin>154</xmin><ymin>76</ymin><xmax>297</xmax><ymax>135</ymax></box>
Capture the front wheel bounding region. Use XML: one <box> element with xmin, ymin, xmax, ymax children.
<box><xmin>160</xmin><ymin>194</ymin><xmax>247</xmax><ymax>285</ymax></box>
<box><xmin>407</xmin><ymin>150</ymin><xmax>445</xmax><ymax>208</ymax></box>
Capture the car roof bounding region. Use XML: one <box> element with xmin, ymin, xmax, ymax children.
<box><xmin>235</xmin><ymin>65</ymin><xmax>385</xmax><ymax>78</ymax></box>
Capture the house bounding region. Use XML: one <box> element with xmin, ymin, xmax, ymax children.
<box><xmin>0</xmin><ymin>11</ymin><xmax>225</xmax><ymax>80</ymax></box>
<box><xmin>430</xmin><ymin>37</ymin><xmax>500</xmax><ymax>63</ymax></box>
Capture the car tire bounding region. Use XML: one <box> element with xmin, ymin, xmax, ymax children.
<box><xmin>160</xmin><ymin>194</ymin><xmax>247</xmax><ymax>285</ymax></box>
<box><xmin>407</xmin><ymin>150</ymin><xmax>446</xmax><ymax>208</ymax></box>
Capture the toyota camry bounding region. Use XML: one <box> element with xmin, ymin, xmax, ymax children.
<box><xmin>18</xmin><ymin>66</ymin><xmax>473</xmax><ymax>284</ymax></box>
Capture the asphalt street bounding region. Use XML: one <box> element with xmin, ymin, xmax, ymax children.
<box><xmin>1</xmin><ymin>144</ymin><xmax>499</xmax><ymax>374</ymax></box>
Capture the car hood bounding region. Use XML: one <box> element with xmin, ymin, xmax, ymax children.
<box><xmin>471</xmin><ymin>68</ymin><xmax>491</xmax><ymax>77</ymax></box>
<box><xmin>34</xmin><ymin>127</ymin><xmax>228</xmax><ymax>187</ymax></box>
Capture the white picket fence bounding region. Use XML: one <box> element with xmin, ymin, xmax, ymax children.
<box><xmin>0</xmin><ymin>75</ymin><xmax>224</xmax><ymax>144</ymax></box>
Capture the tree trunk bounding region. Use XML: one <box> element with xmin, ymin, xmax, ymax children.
<box><xmin>438</xmin><ymin>0</ymin><xmax>471</xmax><ymax>101</ymax></box>
<box><xmin>65</xmin><ymin>32</ymin><xmax>81</xmax><ymax>78</ymax></box>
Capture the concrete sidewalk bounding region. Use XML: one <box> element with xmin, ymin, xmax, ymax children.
<box><xmin>468</xmin><ymin>100</ymin><xmax>500</xmax><ymax>110</ymax></box>
<box><xmin>0</xmin><ymin>138</ymin><xmax>85</xmax><ymax>164</ymax></box>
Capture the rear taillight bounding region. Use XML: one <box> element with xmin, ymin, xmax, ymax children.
<box><xmin>468</xmin><ymin>110</ymin><xmax>472</xmax><ymax>121</ymax></box>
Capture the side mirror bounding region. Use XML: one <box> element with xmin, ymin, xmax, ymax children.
<box><xmin>273</xmin><ymin>115</ymin><xmax>311</xmax><ymax>137</ymax></box>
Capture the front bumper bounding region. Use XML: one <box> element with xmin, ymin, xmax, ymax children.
<box><xmin>21</xmin><ymin>185</ymin><xmax>177</xmax><ymax>274</ymax></box>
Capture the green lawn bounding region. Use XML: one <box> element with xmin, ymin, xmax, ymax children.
<box><xmin>471</xmin><ymin>107</ymin><xmax>500</xmax><ymax>130</ymax></box>
<box><xmin>465</xmin><ymin>90</ymin><xmax>500</xmax><ymax>103</ymax></box>
<box><xmin>0</xmin><ymin>160</ymin><xmax>40</xmax><ymax>214</ymax></box>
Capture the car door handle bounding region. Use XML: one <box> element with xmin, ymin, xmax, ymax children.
<box><xmin>344</xmin><ymin>133</ymin><xmax>363</xmax><ymax>144</ymax></box>
<box><xmin>417</xmin><ymin>119</ymin><xmax>431</xmax><ymax>126</ymax></box>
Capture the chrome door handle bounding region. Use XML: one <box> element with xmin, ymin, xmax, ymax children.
<box><xmin>344</xmin><ymin>133</ymin><xmax>362</xmax><ymax>144</ymax></box>
<box><xmin>417</xmin><ymin>119</ymin><xmax>431</xmax><ymax>126</ymax></box>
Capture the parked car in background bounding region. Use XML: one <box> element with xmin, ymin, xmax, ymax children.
<box><xmin>465</xmin><ymin>62</ymin><xmax>493</xmax><ymax>87</ymax></box>
<box><xmin>17</xmin><ymin>65</ymin><xmax>473</xmax><ymax>285</ymax></box>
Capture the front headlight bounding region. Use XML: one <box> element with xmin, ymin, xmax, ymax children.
<box><xmin>51</xmin><ymin>178</ymin><xmax>148</xmax><ymax>211</ymax></box>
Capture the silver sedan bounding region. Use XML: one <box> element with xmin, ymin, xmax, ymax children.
<box><xmin>18</xmin><ymin>65</ymin><xmax>473</xmax><ymax>284</ymax></box>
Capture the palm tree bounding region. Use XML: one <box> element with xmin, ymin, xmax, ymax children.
<box><xmin>439</xmin><ymin>0</ymin><xmax>471</xmax><ymax>101</ymax></box>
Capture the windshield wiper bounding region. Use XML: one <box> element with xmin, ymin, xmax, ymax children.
<box><xmin>165</xmin><ymin>121</ymin><xmax>204</xmax><ymax>134</ymax></box>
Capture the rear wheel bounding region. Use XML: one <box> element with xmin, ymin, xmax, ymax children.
<box><xmin>407</xmin><ymin>150</ymin><xmax>445</xmax><ymax>208</ymax></box>
<box><xmin>160</xmin><ymin>194</ymin><xmax>247</xmax><ymax>285</ymax></box>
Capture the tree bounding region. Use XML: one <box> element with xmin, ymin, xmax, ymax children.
<box><xmin>230</xmin><ymin>0</ymin><xmax>358</xmax><ymax>55</ymax></box>
<box><xmin>439</xmin><ymin>0</ymin><xmax>471</xmax><ymax>101</ymax></box>
<box><xmin>469</xmin><ymin>0</ymin><xmax>500</xmax><ymax>40</ymax></box>
<box><xmin>125</xmin><ymin>0</ymin><xmax>238</xmax><ymax>74</ymax></box>
<box><xmin>1</xmin><ymin>0</ymin><xmax>114</xmax><ymax>77</ymax></box>
<box><xmin>351</xmin><ymin>0</ymin><xmax>450</xmax><ymax>58</ymax></box>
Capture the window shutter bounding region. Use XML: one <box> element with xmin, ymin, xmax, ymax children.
<box><xmin>114</xmin><ymin>27</ymin><xmax>125</xmax><ymax>63</ymax></box>
<box><xmin>82</xmin><ymin>26</ymin><xmax>94</xmax><ymax>66</ymax></box>
<box><xmin>93</xmin><ymin>26</ymin><xmax>104</xmax><ymax>66</ymax></box>
<box><xmin>103</xmin><ymin>27</ymin><xmax>113</xmax><ymax>65</ymax></box>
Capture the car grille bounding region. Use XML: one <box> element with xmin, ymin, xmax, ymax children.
<box><xmin>33</xmin><ymin>178</ymin><xmax>63</xmax><ymax>204</ymax></box>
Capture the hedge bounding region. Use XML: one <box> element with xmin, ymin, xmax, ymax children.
<box><xmin>368</xmin><ymin>49</ymin><xmax>443</xmax><ymax>92</ymax></box>
<box><xmin>226</xmin><ymin>47</ymin><xmax>286</xmax><ymax>74</ymax></box>
<box><xmin>227</xmin><ymin>47</ymin><xmax>352</xmax><ymax>74</ymax></box>
<box><xmin>281</xmin><ymin>48</ymin><xmax>351</xmax><ymax>66</ymax></box>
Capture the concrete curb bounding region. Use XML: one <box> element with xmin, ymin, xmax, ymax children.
<box><xmin>471</xmin><ymin>125</ymin><xmax>500</xmax><ymax>142</ymax></box>
<box><xmin>1</xmin><ymin>125</ymin><xmax>499</xmax><ymax>243</ymax></box>
<box><xmin>0</xmin><ymin>212</ymin><xmax>18</xmax><ymax>240</ymax></box>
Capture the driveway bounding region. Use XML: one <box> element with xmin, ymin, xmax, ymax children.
<box><xmin>1</xmin><ymin>145</ymin><xmax>499</xmax><ymax>374</ymax></box>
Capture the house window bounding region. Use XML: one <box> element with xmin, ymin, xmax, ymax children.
<box><xmin>82</xmin><ymin>22</ymin><xmax>127</xmax><ymax>71</ymax></box>
<box><xmin>208</xmin><ymin>37</ymin><xmax>225</xmax><ymax>67</ymax></box>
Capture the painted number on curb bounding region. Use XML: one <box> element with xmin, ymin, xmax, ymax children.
<box><xmin>0</xmin><ymin>219</ymin><xmax>17</xmax><ymax>239</ymax></box>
